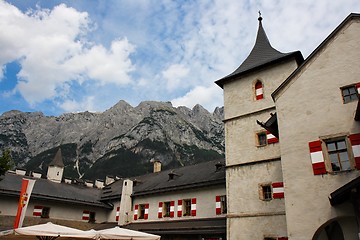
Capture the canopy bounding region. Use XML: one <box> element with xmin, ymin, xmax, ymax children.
<box><xmin>14</xmin><ymin>222</ymin><xmax>97</xmax><ymax>239</ymax></box>
<box><xmin>96</xmin><ymin>226</ymin><xmax>160</xmax><ymax>240</ymax></box>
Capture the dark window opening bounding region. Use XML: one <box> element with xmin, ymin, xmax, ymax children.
<box><xmin>341</xmin><ymin>85</ymin><xmax>358</xmax><ymax>103</ymax></box>
<box><xmin>326</xmin><ymin>139</ymin><xmax>350</xmax><ymax>172</ymax></box>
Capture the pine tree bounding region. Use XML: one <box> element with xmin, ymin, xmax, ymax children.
<box><xmin>0</xmin><ymin>149</ymin><xmax>14</xmax><ymax>177</ymax></box>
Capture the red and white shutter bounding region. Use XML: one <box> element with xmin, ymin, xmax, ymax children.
<box><xmin>272</xmin><ymin>182</ymin><xmax>284</xmax><ymax>199</ymax></box>
<box><xmin>177</xmin><ymin>200</ymin><xmax>182</xmax><ymax>217</ymax></box>
<box><xmin>349</xmin><ymin>134</ymin><xmax>360</xmax><ymax>169</ymax></box>
<box><xmin>115</xmin><ymin>206</ymin><xmax>120</xmax><ymax>221</ymax></box>
<box><xmin>309</xmin><ymin>140</ymin><xmax>326</xmax><ymax>175</ymax></box>
<box><xmin>144</xmin><ymin>204</ymin><xmax>149</xmax><ymax>220</ymax></box>
<box><xmin>170</xmin><ymin>201</ymin><xmax>175</xmax><ymax>218</ymax></box>
<box><xmin>215</xmin><ymin>196</ymin><xmax>221</xmax><ymax>215</ymax></box>
<box><xmin>191</xmin><ymin>198</ymin><xmax>197</xmax><ymax>216</ymax></box>
<box><xmin>82</xmin><ymin>210</ymin><xmax>90</xmax><ymax>221</ymax></box>
<box><xmin>33</xmin><ymin>206</ymin><xmax>43</xmax><ymax>217</ymax></box>
<box><xmin>255</xmin><ymin>82</ymin><xmax>263</xmax><ymax>100</ymax></box>
<box><xmin>158</xmin><ymin>202</ymin><xmax>163</xmax><ymax>218</ymax></box>
<box><xmin>267</xmin><ymin>131</ymin><xmax>279</xmax><ymax>144</ymax></box>
<box><xmin>134</xmin><ymin>205</ymin><xmax>138</xmax><ymax>220</ymax></box>
<box><xmin>356</xmin><ymin>83</ymin><xmax>360</xmax><ymax>94</ymax></box>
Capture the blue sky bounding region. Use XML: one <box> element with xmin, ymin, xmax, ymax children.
<box><xmin>0</xmin><ymin>0</ymin><xmax>359</xmax><ymax>116</ymax></box>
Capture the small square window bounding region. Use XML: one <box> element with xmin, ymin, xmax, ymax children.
<box><xmin>41</xmin><ymin>207</ymin><xmax>50</xmax><ymax>218</ymax></box>
<box><xmin>163</xmin><ymin>201</ymin><xmax>171</xmax><ymax>217</ymax></box>
<box><xmin>259</xmin><ymin>184</ymin><xmax>272</xmax><ymax>201</ymax></box>
<box><xmin>326</xmin><ymin>139</ymin><xmax>351</xmax><ymax>172</ymax></box>
<box><xmin>220</xmin><ymin>195</ymin><xmax>227</xmax><ymax>214</ymax></box>
<box><xmin>138</xmin><ymin>204</ymin><xmax>146</xmax><ymax>219</ymax></box>
<box><xmin>257</xmin><ymin>132</ymin><xmax>267</xmax><ymax>146</ymax></box>
<box><xmin>341</xmin><ymin>85</ymin><xmax>358</xmax><ymax>103</ymax></box>
<box><xmin>183</xmin><ymin>199</ymin><xmax>191</xmax><ymax>216</ymax></box>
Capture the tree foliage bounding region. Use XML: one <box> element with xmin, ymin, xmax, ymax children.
<box><xmin>0</xmin><ymin>149</ymin><xmax>14</xmax><ymax>176</ymax></box>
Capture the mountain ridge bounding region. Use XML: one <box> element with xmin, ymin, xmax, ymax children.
<box><xmin>0</xmin><ymin>100</ymin><xmax>224</xmax><ymax>180</ymax></box>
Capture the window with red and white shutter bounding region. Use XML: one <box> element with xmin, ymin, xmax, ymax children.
<box><xmin>158</xmin><ymin>202</ymin><xmax>163</xmax><ymax>218</ymax></box>
<box><xmin>191</xmin><ymin>198</ymin><xmax>197</xmax><ymax>216</ymax></box>
<box><xmin>115</xmin><ymin>206</ymin><xmax>120</xmax><ymax>221</ymax></box>
<box><xmin>82</xmin><ymin>210</ymin><xmax>90</xmax><ymax>221</ymax></box>
<box><xmin>272</xmin><ymin>182</ymin><xmax>284</xmax><ymax>199</ymax></box>
<box><xmin>33</xmin><ymin>206</ymin><xmax>43</xmax><ymax>217</ymax></box>
<box><xmin>144</xmin><ymin>204</ymin><xmax>149</xmax><ymax>220</ymax></box>
<box><xmin>133</xmin><ymin>205</ymin><xmax>138</xmax><ymax>220</ymax></box>
<box><xmin>255</xmin><ymin>81</ymin><xmax>263</xmax><ymax>100</ymax></box>
<box><xmin>169</xmin><ymin>201</ymin><xmax>175</xmax><ymax>218</ymax></box>
<box><xmin>308</xmin><ymin>140</ymin><xmax>326</xmax><ymax>175</ymax></box>
<box><xmin>349</xmin><ymin>133</ymin><xmax>360</xmax><ymax>169</ymax></box>
<box><xmin>267</xmin><ymin>130</ymin><xmax>279</xmax><ymax>144</ymax></box>
<box><xmin>177</xmin><ymin>200</ymin><xmax>182</xmax><ymax>217</ymax></box>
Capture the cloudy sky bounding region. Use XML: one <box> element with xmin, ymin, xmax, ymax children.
<box><xmin>0</xmin><ymin>0</ymin><xmax>359</xmax><ymax>116</ymax></box>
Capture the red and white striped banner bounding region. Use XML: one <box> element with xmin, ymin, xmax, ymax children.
<box><xmin>14</xmin><ymin>178</ymin><xmax>36</xmax><ymax>228</ymax></box>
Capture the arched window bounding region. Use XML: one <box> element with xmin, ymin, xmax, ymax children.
<box><xmin>255</xmin><ymin>81</ymin><xmax>264</xmax><ymax>100</ymax></box>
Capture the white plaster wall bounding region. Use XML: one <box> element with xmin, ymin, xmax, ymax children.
<box><xmin>228</xmin><ymin>215</ymin><xmax>287</xmax><ymax>239</ymax></box>
<box><xmin>130</xmin><ymin>185</ymin><xmax>226</xmax><ymax>223</ymax></box>
<box><xmin>223</xmin><ymin>60</ymin><xmax>298</xmax><ymax>121</ymax></box>
<box><xmin>223</xmin><ymin>57</ymin><xmax>300</xmax><ymax>239</ymax></box>
<box><xmin>275</xmin><ymin>18</ymin><xmax>360</xmax><ymax>240</ymax></box>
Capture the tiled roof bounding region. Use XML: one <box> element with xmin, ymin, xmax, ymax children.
<box><xmin>0</xmin><ymin>173</ymin><xmax>110</xmax><ymax>209</ymax></box>
<box><xmin>101</xmin><ymin>159</ymin><xmax>225</xmax><ymax>200</ymax></box>
<box><xmin>216</xmin><ymin>17</ymin><xmax>303</xmax><ymax>88</ymax></box>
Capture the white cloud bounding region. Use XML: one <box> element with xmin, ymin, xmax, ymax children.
<box><xmin>172</xmin><ymin>84</ymin><xmax>223</xmax><ymax>112</ymax></box>
<box><xmin>0</xmin><ymin>1</ymin><xmax>135</xmax><ymax>106</ymax></box>
<box><xmin>162</xmin><ymin>64</ymin><xmax>189</xmax><ymax>91</ymax></box>
<box><xmin>1</xmin><ymin>0</ymin><xmax>359</xmax><ymax>115</ymax></box>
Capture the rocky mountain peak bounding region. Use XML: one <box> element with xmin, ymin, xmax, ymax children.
<box><xmin>0</xmin><ymin>100</ymin><xmax>224</xmax><ymax>180</ymax></box>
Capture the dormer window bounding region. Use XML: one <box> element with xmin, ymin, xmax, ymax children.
<box><xmin>255</xmin><ymin>81</ymin><xmax>264</xmax><ymax>100</ymax></box>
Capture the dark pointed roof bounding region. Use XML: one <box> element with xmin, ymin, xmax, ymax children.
<box><xmin>215</xmin><ymin>16</ymin><xmax>303</xmax><ymax>88</ymax></box>
<box><xmin>49</xmin><ymin>148</ymin><xmax>64</xmax><ymax>167</ymax></box>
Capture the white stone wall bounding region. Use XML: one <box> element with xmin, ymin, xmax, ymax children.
<box><xmin>274</xmin><ymin>18</ymin><xmax>360</xmax><ymax>239</ymax></box>
<box><xmin>223</xmin><ymin>58</ymin><xmax>300</xmax><ymax>239</ymax></box>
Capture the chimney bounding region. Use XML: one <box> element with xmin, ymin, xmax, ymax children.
<box><xmin>95</xmin><ymin>179</ymin><xmax>104</xmax><ymax>189</ymax></box>
<box><xmin>153</xmin><ymin>160</ymin><xmax>162</xmax><ymax>173</ymax></box>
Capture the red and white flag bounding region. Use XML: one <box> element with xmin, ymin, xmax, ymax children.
<box><xmin>13</xmin><ymin>178</ymin><xmax>36</xmax><ymax>229</ymax></box>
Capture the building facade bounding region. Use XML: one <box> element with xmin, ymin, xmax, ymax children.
<box><xmin>216</xmin><ymin>13</ymin><xmax>360</xmax><ymax>240</ymax></box>
<box><xmin>0</xmin><ymin>148</ymin><xmax>226</xmax><ymax>240</ymax></box>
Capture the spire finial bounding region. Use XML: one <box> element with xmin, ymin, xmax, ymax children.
<box><xmin>258</xmin><ymin>11</ymin><xmax>262</xmax><ymax>22</ymax></box>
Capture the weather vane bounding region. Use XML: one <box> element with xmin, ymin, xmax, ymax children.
<box><xmin>258</xmin><ymin>10</ymin><xmax>262</xmax><ymax>21</ymax></box>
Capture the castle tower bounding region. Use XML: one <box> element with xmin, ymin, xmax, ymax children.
<box><xmin>47</xmin><ymin>148</ymin><xmax>64</xmax><ymax>183</ymax></box>
<box><xmin>215</xmin><ymin>14</ymin><xmax>303</xmax><ymax>239</ymax></box>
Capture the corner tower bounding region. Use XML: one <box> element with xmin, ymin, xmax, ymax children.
<box><xmin>47</xmin><ymin>148</ymin><xmax>64</xmax><ymax>183</ymax></box>
<box><xmin>215</xmin><ymin>14</ymin><xmax>303</xmax><ymax>239</ymax></box>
